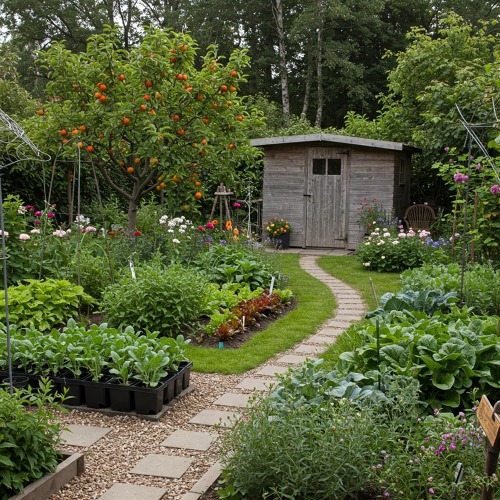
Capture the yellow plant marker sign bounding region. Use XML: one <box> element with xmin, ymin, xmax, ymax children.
<box><xmin>477</xmin><ymin>395</ymin><xmax>500</xmax><ymax>450</ymax></box>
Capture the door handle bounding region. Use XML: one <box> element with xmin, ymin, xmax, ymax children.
<box><xmin>303</xmin><ymin>194</ymin><xmax>312</xmax><ymax>197</ymax></box>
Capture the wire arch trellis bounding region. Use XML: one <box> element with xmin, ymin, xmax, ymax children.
<box><xmin>454</xmin><ymin>103</ymin><xmax>500</xmax><ymax>304</ymax></box>
<box><xmin>0</xmin><ymin>109</ymin><xmax>51</xmax><ymax>393</ymax></box>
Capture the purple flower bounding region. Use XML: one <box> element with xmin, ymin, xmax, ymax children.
<box><xmin>491</xmin><ymin>185</ymin><xmax>500</xmax><ymax>195</ymax></box>
<box><xmin>444</xmin><ymin>147</ymin><xmax>450</xmax><ymax>152</ymax></box>
<box><xmin>429</xmin><ymin>488</ymin><xmax>435</xmax><ymax>495</ymax></box>
<box><xmin>34</xmin><ymin>210</ymin><xmax>42</xmax><ymax>217</ymax></box>
<box><xmin>47</xmin><ymin>212</ymin><xmax>55</xmax><ymax>219</ymax></box>
<box><xmin>453</xmin><ymin>172</ymin><xmax>469</xmax><ymax>183</ymax></box>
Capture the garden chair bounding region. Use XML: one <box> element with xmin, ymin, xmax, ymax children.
<box><xmin>403</xmin><ymin>204</ymin><xmax>436</xmax><ymax>231</ymax></box>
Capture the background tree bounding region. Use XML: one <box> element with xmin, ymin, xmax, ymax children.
<box><xmin>33</xmin><ymin>26</ymin><xmax>263</xmax><ymax>233</ymax></box>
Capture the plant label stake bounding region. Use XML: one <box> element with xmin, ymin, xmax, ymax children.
<box><xmin>129</xmin><ymin>259</ymin><xmax>136</xmax><ymax>279</ymax></box>
<box><xmin>450</xmin><ymin>462</ymin><xmax>464</xmax><ymax>499</ymax></box>
<box><xmin>477</xmin><ymin>395</ymin><xmax>500</xmax><ymax>500</ymax></box>
<box><xmin>218</xmin><ymin>342</ymin><xmax>224</xmax><ymax>349</ymax></box>
<box><xmin>270</xmin><ymin>276</ymin><xmax>275</xmax><ymax>294</ymax></box>
<box><xmin>242</xmin><ymin>315</ymin><xmax>245</xmax><ymax>330</ymax></box>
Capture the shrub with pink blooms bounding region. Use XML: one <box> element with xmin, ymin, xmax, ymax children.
<box><xmin>356</xmin><ymin>225</ymin><xmax>450</xmax><ymax>272</ymax></box>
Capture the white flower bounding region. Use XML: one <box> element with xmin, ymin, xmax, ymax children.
<box><xmin>159</xmin><ymin>215</ymin><xmax>169</xmax><ymax>225</ymax></box>
<box><xmin>66</xmin><ymin>228</ymin><xmax>72</xmax><ymax>234</ymax></box>
<box><xmin>19</xmin><ymin>233</ymin><xmax>30</xmax><ymax>241</ymax></box>
<box><xmin>179</xmin><ymin>228</ymin><xmax>185</xmax><ymax>233</ymax></box>
<box><xmin>381</xmin><ymin>255</ymin><xmax>386</xmax><ymax>259</ymax></box>
<box><xmin>167</xmin><ymin>229</ymin><xmax>174</xmax><ymax>233</ymax></box>
<box><xmin>383</xmin><ymin>232</ymin><xmax>391</xmax><ymax>238</ymax></box>
<box><xmin>75</xmin><ymin>214</ymin><xmax>90</xmax><ymax>226</ymax></box>
<box><xmin>370</xmin><ymin>232</ymin><xmax>378</xmax><ymax>237</ymax></box>
<box><xmin>377</xmin><ymin>240</ymin><xmax>385</xmax><ymax>245</ymax></box>
<box><xmin>168</xmin><ymin>220</ymin><xmax>176</xmax><ymax>227</ymax></box>
<box><xmin>172</xmin><ymin>238</ymin><xmax>180</xmax><ymax>244</ymax></box>
<box><xmin>392</xmin><ymin>240</ymin><xmax>399</xmax><ymax>245</ymax></box>
<box><xmin>363</xmin><ymin>262</ymin><xmax>371</xmax><ymax>267</ymax></box>
<box><xmin>398</xmin><ymin>232</ymin><xmax>406</xmax><ymax>238</ymax></box>
<box><xmin>85</xmin><ymin>226</ymin><xmax>97</xmax><ymax>232</ymax></box>
<box><xmin>375</xmin><ymin>227</ymin><xmax>380</xmax><ymax>232</ymax></box>
<box><xmin>53</xmin><ymin>229</ymin><xmax>67</xmax><ymax>237</ymax></box>
<box><xmin>365</xmin><ymin>242</ymin><xmax>371</xmax><ymax>246</ymax></box>
<box><xmin>0</xmin><ymin>230</ymin><xmax>9</xmax><ymax>237</ymax></box>
<box><xmin>30</xmin><ymin>229</ymin><xmax>40</xmax><ymax>234</ymax></box>
<box><xmin>17</xmin><ymin>206</ymin><xmax>27</xmax><ymax>215</ymax></box>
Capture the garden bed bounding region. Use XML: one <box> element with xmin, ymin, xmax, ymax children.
<box><xmin>9</xmin><ymin>451</ymin><xmax>84</xmax><ymax>500</ymax></box>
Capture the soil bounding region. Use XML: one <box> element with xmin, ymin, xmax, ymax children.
<box><xmin>188</xmin><ymin>297</ymin><xmax>297</xmax><ymax>349</ymax></box>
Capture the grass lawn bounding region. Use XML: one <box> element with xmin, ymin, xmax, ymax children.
<box><xmin>317</xmin><ymin>255</ymin><xmax>401</xmax><ymax>368</ymax></box>
<box><xmin>186</xmin><ymin>253</ymin><xmax>336</xmax><ymax>374</ymax></box>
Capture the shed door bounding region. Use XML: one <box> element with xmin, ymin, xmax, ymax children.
<box><xmin>305</xmin><ymin>148</ymin><xmax>347</xmax><ymax>248</ymax></box>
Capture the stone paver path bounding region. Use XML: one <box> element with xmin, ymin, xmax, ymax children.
<box><xmin>64</xmin><ymin>253</ymin><xmax>366</xmax><ymax>500</ymax></box>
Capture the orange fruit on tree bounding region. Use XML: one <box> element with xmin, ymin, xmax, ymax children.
<box><xmin>144</xmin><ymin>94</ymin><xmax>150</xmax><ymax>101</ymax></box>
<box><xmin>160</xmin><ymin>182</ymin><xmax>166</xmax><ymax>189</ymax></box>
<box><xmin>80</xmin><ymin>124</ymin><xmax>87</xmax><ymax>131</ymax></box>
<box><xmin>230</xmin><ymin>70</ymin><xmax>238</xmax><ymax>77</ymax></box>
<box><xmin>194</xmin><ymin>191</ymin><xmax>202</xmax><ymax>199</ymax></box>
<box><xmin>118</xmin><ymin>74</ymin><xmax>125</xmax><ymax>81</ymax></box>
<box><xmin>134</xmin><ymin>157</ymin><xmax>141</xmax><ymax>164</ymax></box>
<box><xmin>37</xmin><ymin>109</ymin><xmax>44</xmax><ymax>116</ymax></box>
<box><xmin>172</xmin><ymin>114</ymin><xmax>180</xmax><ymax>121</ymax></box>
<box><xmin>230</xmin><ymin>85</ymin><xmax>237</xmax><ymax>92</ymax></box>
<box><xmin>99</xmin><ymin>95</ymin><xmax>107</xmax><ymax>103</ymax></box>
<box><xmin>220</xmin><ymin>84</ymin><xmax>228</xmax><ymax>92</ymax></box>
<box><xmin>86</xmin><ymin>145</ymin><xmax>94</xmax><ymax>153</ymax></box>
<box><xmin>196</xmin><ymin>94</ymin><xmax>203</xmax><ymax>101</ymax></box>
<box><xmin>195</xmin><ymin>180</ymin><xmax>201</xmax><ymax>187</ymax></box>
<box><xmin>98</xmin><ymin>133</ymin><xmax>104</xmax><ymax>138</ymax></box>
<box><xmin>72</xmin><ymin>128</ymin><xmax>79</xmax><ymax>135</ymax></box>
<box><xmin>121</xmin><ymin>117</ymin><xmax>131</xmax><ymax>125</ymax></box>
<box><xmin>212</xmin><ymin>103</ymin><xmax>219</xmax><ymax>109</ymax></box>
<box><xmin>150</xmin><ymin>157</ymin><xmax>158</xmax><ymax>165</ymax></box>
<box><xmin>202</xmin><ymin>117</ymin><xmax>209</xmax><ymax>125</ymax></box>
<box><xmin>62</xmin><ymin>138</ymin><xmax>69</xmax><ymax>144</ymax></box>
<box><xmin>172</xmin><ymin>174</ymin><xmax>181</xmax><ymax>183</ymax></box>
<box><xmin>60</xmin><ymin>129</ymin><xmax>68</xmax><ymax>136</ymax></box>
<box><xmin>236</xmin><ymin>115</ymin><xmax>243</xmax><ymax>121</ymax></box>
<box><xmin>140</xmin><ymin>104</ymin><xmax>147</xmax><ymax>111</ymax></box>
<box><xmin>155</xmin><ymin>92</ymin><xmax>162</xmax><ymax>99</ymax></box>
<box><xmin>77</xmin><ymin>141</ymin><xmax>84</xmax><ymax>148</ymax></box>
<box><xmin>228</xmin><ymin>143</ymin><xmax>235</xmax><ymax>149</ymax></box>
<box><xmin>156</xmin><ymin>185</ymin><xmax>162</xmax><ymax>191</ymax></box>
<box><xmin>94</xmin><ymin>92</ymin><xmax>102</xmax><ymax>99</ymax></box>
<box><xmin>177</xmin><ymin>129</ymin><xmax>185</xmax><ymax>136</ymax></box>
<box><xmin>99</xmin><ymin>83</ymin><xmax>107</xmax><ymax>91</ymax></box>
<box><xmin>181</xmin><ymin>204</ymin><xmax>189</xmax><ymax>211</ymax></box>
<box><xmin>149</xmin><ymin>109</ymin><xmax>156</xmax><ymax>115</ymax></box>
<box><xmin>170</xmin><ymin>56</ymin><xmax>177</xmax><ymax>63</ymax></box>
<box><xmin>72</xmin><ymin>83</ymin><xmax>79</xmax><ymax>90</ymax></box>
<box><xmin>227</xmin><ymin>100</ymin><xmax>233</xmax><ymax>106</ymax></box>
<box><xmin>179</xmin><ymin>44</ymin><xmax>188</xmax><ymax>51</ymax></box>
<box><xmin>201</xmin><ymin>138</ymin><xmax>207</xmax><ymax>145</ymax></box>
<box><xmin>127</xmin><ymin>167</ymin><xmax>135</xmax><ymax>174</ymax></box>
<box><xmin>119</xmin><ymin>160</ymin><xmax>125</xmax><ymax>167</ymax></box>
<box><xmin>175</xmin><ymin>73</ymin><xmax>184</xmax><ymax>80</ymax></box>
<box><xmin>145</xmin><ymin>80</ymin><xmax>153</xmax><ymax>88</ymax></box>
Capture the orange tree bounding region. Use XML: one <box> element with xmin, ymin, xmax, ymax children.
<box><xmin>33</xmin><ymin>26</ymin><xmax>263</xmax><ymax>233</ymax></box>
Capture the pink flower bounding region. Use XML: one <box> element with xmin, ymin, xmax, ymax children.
<box><xmin>19</xmin><ymin>233</ymin><xmax>30</xmax><ymax>241</ymax></box>
<box><xmin>453</xmin><ymin>172</ymin><xmax>468</xmax><ymax>183</ymax></box>
<box><xmin>34</xmin><ymin>210</ymin><xmax>42</xmax><ymax>217</ymax></box>
<box><xmin>444</xmin><ymin>147</ymin><xmax>450</xmax><ymax>152</ymax></box>
<box><xmin>206</xmin><ymin>222</ymin><xmax>215</xmax><ymax>230</ymax></box>
<box><xmin>47</xmin><ymin>212</ymin><xmax>55</xmax><ymax>219</ymax></box>
<box><xmin>491</xmin><ymin>185</ymin><xmax>500</xmax><ymax>195</ymax></box>
<box><xmin>198</xmin><ymin>225</ymin><xmax>206</xmax><ymax>232</ymax></box>
<box><xmin>233</xmin><ymin>202</ymin><xmax>241</xmax><ymax>208</ymax></box>
<box><xmin>133</xmin><ymin>231</ymin><xmax>142</xmax><ymax>236</ymax></box>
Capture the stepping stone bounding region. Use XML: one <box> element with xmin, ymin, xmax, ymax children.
<box><xmin>213</xmin><ymin>392</ymin><xmax>253</xmax><ymax>408</ymax></box>
<box><xmin>256</xmin><ymin>365</ymin><xmax>290</xmax><ymax>376</ymax></box>
<box><xmin>327</xmin><ymin>320</ymin><xmax>353</xmax><ymax>329</ymax></box>
<box><xmin>277</xmin><ymin>354</ymin><xmax>311</xmax><ymax>364</ymax></box>
<box><xmin>294</xmin><ymin>344</ymin><xmax>328</xmax><ymax>355</ymax></box>
<box><xmin>336</xmin><ymin>308</ymin><xmax>365</xmax><ymax>315</ymax></box>
<box><xmin>189</xmin><ymin>409</ymin><xmax>238</xmax><ymax>427</ymax></box>
<box><xmin>190</xmin><ymin>462</ymin><xmax>223</xmax><ymax>494</ymax></box>
<box><xmin>235</xmin><ymin>377</ymin><xmax>275</xmax><ymax>391</ymax></box>
<box><xmin>60</xmin><ymin>424</ymin><xmax>111</xmax><ymax>447</ymax></box>
<box><xmin>335</xmin><ymin>314</ymin><xmax>364</xmax><ymax>322</ymax></box>
<box><xmin>161</xmin><ymin>429</ymin><xmax>215</xmax><ymax>451</ymax></box>
<box><xmin>180</xmin><ymin>494</ymin><xmax>201</xmax><ymax>500</ymax></box>
<box><xmin>131</xmin><ymin>454</ymin><xmax>193</xmax><ymax>478</ymax></box>
<box><xmin>319</xmin><ymin>327</ymin><xmax>345</xmax><ymax>337</ymax></box>
<box><xmin>98</xmin><ymin>483</ymin><xmax>167</xmax><ymax>500</ymax></box>
<box><xmin>305</xmin><ymin>334</ymin><xmax>334</xmax><ymax>345</ymax></box>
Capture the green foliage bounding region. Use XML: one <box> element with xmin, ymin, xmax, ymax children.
<box><xmin>0</xmin><ymin>319</ymin><xmax>191</xmax><ymax>385</ymax></box>
<box><xmin>0</xmin><ymin>380</ymin><xmax>67</xmax><ymax>499</ymax></box>
<box><xmin>218</xmin><ymin>358</ymin><xmax>489</xmax><ymax>498</ymax></box>
<box><xmin>195</xmin><ymin>243</ymin><xmax>279</xmax><ymax>290</ymax></box>
<box><xmin>102</xmin><ymin>262</ymin><xmax>208</xmax><ymax>336</ymax></box>
<box><xmin>356</xmin><ymin>227</ymin><xmax>450</xmax><ymax>272</ymax></box>
<box><xmin>337</xmin><ymin>308</ymin><xmax>500</xmax><ymax>410</ymax></box>
<box><xmin>401</xmin><ymin>263</ymin><xmax>500</xmax><ymax>316</ymax></box>
<box><xmin>0</xmin><ymin>279</ymin><xmax>95</xmax><ymax>331</ymax></box>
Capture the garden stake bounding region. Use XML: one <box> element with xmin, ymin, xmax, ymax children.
<box><xmin>476</xmin><ymin>395</ymin><xmax>500</xmax><ymax>500</ymax></box>
<box><xmin>218</xmin><ymin>342</ymin><xmax>224</xmax><ymax>349</ymax></box>
<box><xmin>369</xmin><ymin>277</ymin><xmax>379</xmax><ymax>308</ymax></box>
<box><xmin>376</xmin><ymin>319</ymin><xmax>381</xmax><ymax>391</ymax></box>
<box><xmin>269</xmin><ymin>275</ymin><xmax>275</xmax><ymax>294</ymax></box>
<box><xmin>450</xmin><ymin>462</ymin><xmax>464</xmax><ymax>499</ymax></box>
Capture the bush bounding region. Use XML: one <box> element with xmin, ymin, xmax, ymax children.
<box><xmin>101</xmin><ymin>262</ymin><xmax>209</xmax><ymax>336</ymax></box>
<box><xmin>401</xmin><ymin>263</ymin><xmax>500</xmax><ymax>315</ymax></box>
<box><xmin>0</xmin><ymin>279</ymin><xmax>95</xmax><ymax>331</ymax></box>
<box><xmin>218</xmin><ymin>360</ymin><xmax>489</xmax><ymax>499</ymax></box>
<box><xmin>0</xmin><ymin>380</ymin><xmax>67</xmax><ymax>499</ymax></box>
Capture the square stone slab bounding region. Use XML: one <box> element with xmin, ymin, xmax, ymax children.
<box><xmin>161</xmin><ymin>429</ymin><xmax>215</xmax><ymax>451</ymax></box>
<box><xmin>180</xmin><ymin>494</ymin><xmax>201</xmax><ymax>500</ymax></box>
<box><xmin>191</xmin><ymin>462</ymin><xmax>223</xmax><ymax>494</ymax></box>
<box><xmin>235</xmin><ymin>378</ymin><xmax>275</xmax><ymax>391</ymax></box>
<box><xmin>305</xmin><ymin>334</ymin><xmax>334</xmax><ymax>345</ymax></box>
<box><xmin>189</xmin><ymin>409</ymin><xmax>238</xmax><ymax>427</ymax></box>
<box><xmin>131</xmin><ymin>454</ymin><xmax>194</xmax><ymax>478</ymax></box>
<box><xmin>276</xmin><ymin>354</ymin><xmax>311</xmax><ymax>364</ymax></box>
<box><xmin>294</xmin><ymin>344</ymin><xmax>328</xmax><ymax>355</ymax></box>
<box><xmin>318</xmin><ymin>327</ymin><xmax>345</xmax><ymax>337</ymax></box>
<box><xmin>256</xmin><ymin>365</ymin><xmax>290</xmax><ymax>376</ymax></box>
<box><xmin>327</xmin><ymin>320</ymin><xmax>353</xmax><ymax>329</ymax></box>
<box><xmin>60</xmin><ymin>424</ymin><xmax>111</xmax><ymax>447</ymax></box>
<box><xmin>213</xmin><ymin>392</ymin><xmax>253</xmax><ymax>408</ymax></box>
<box><xmin>98</xmin><ymin>483</ymin><xmax>167</xmax><ymax>500</ymax></box>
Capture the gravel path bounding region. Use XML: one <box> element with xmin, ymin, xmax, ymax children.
<box><xmin>49</xmin><ymin>252</ymin><xmax>365</xmax><ymax>500</ymax></box>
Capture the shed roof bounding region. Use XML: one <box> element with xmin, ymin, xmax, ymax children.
<box><xmin>250</xmin><ymin>133</ymin><xmax>420</xmax><ymax>152</ymax></box>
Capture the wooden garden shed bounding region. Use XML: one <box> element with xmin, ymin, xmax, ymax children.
<box><xmin>251</xmin><ymin>133</ymin><xmax>418</xmax><ymax>250</ymax></box>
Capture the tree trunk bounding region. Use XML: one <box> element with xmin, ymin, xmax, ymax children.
<box><xmin>301</xmin><ymin>44</ymin><xmax>313</xmax><ymax>117</ymax></box>
<box><xmin>127</xmin><ymin>196</ymin><xmax>139</xmax><ymax>235</ymax></box>
<box><xmin>272</xmin><ymin>0</ymin><xmax>290</xmax><ymax>126</ymax></box>
<box><xmin>315</xmin><ymin>0</ymin><xmax>325</xmax><ymax>127</ymax></box>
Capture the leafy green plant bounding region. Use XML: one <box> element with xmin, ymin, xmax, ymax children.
<box><xmin>0</xmin><ymin>379</ymin><xmax>67</xmax><ymax>499</ymax></box>
<box><xmin>128</xmin><ymin>341</ymin><xmax>170</xmax><ymax>388</ymax></box>
<box><xmin>0</xmin><ymin>279</ymin><xmax>96</xmax><ymax>331</ymax></box>
<box><xmin>401</xmin><ymin>263</ymin><xmax>500</xmax><ymax>315</ymax></box>
<box><xmin>102</xmin><ymin>262</ymin><xmax>209</xmax><ymax>336</ymax></box>
<box><xmin>337</xmin><ymin>308</ymin><xmax>500</xmax><ymax>409</ymax></box>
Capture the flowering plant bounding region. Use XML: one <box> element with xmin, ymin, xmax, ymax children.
<box><xmin>356</xmin><ymin>197</ymin><xmax>394</xmax><ymax>232</ymax></box>
<box><xmin>265</xmin><ymin>217</ymin><xmax>291</xmax><ymax>237</ymax></box>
